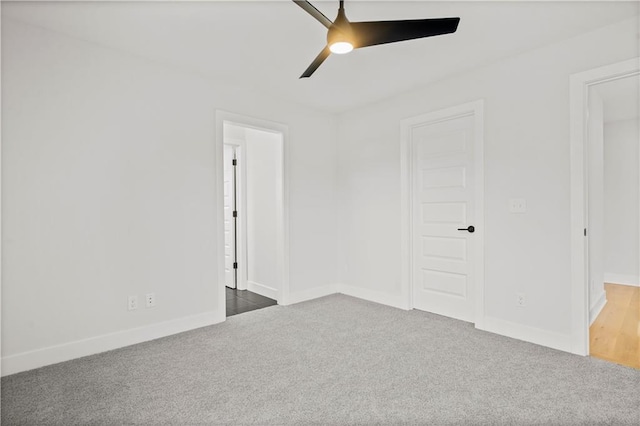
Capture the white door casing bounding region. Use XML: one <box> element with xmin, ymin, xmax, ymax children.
<box><xmin>215</xmin><ymin>110</ymin><xmax>290</xmax><ymax>316</ymax></box>
<box><xmin>401</xmin><ymin>100</ymin><xmax>485</xmax><ymax>326</ymax></box>
<box><xmin>569</xmin><ymin>57</ymin><xmax>640</xmax><ymax>355</ymax></box>
<box><xmin>223</xmin><ymin>144</ymin><xmax>237</xmax><ymax>289</ymax></box>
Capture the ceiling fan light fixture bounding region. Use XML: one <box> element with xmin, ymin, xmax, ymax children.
<box><xmin>329</xmin><ymin>41</ymin><xmax>353</xmax><ymax>54</ymax></box>
<box><xmin>327</xmin><ymin>18</ymin><xmax>354</xmax><ymax>55</ymax></box>
<box><xmin>294</xmin><ymin>0</ymin><xmax>461</xmax><ymax>78</ymax></box>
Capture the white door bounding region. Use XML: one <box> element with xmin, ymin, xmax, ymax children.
<box><xmin>223</xmin><ymin>144</ymin><xmax>237</xmax><ymax>289</ymax></box>
<box><xmin>412</xmin><ymin>114</ymin><xmax>476</xmax><ymax>322</ymax></box>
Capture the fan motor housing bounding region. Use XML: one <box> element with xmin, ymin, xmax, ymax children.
<box><xmin>327</xmin><ymin>8</ymin><xmax>354</xmax><ymax>47</ymax></box>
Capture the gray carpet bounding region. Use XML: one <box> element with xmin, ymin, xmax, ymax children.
<box><xmin>2</xmin><ymin>294</ymin><xmax>639</xmax><ymax>425</ymax></box>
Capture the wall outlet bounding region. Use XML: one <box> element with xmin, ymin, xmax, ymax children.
<box><xmin>145</xmin><ymin>293</ymin><xmax>156</xmax><ymax>308</ymax></box>
<box><xmin>128</xmin><ymin>295</ymin><xmax>138</xmax><ymax>311</ymax></box>
<box><xmin>509</xmin><ymin>198</ymin><xmax>527</xmax><ymax>214</ymax></box>
<box><xmin>516</xmin><ymin>293</ymin><xmax>526</xmax><ymax>307</ymax></box>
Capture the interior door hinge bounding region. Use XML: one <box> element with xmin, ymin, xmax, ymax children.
<box><xmin>233</xmin><ymin>262</ymin><xmax>238</xmax><ymax>269</ymax></box>
<box><xmin>233</xmin><ymin>211</ymin><xmax>237</xmax><ymax>218</ymax></box>
<box><xmin>232</xmin><ymin>159</ymin><xmax>237</xmax><ymax>166</ymax></box>
<box><xmin>584</xmin><ymin>228</ymin><xmax>587</xmax><ymax>237</ymax></box>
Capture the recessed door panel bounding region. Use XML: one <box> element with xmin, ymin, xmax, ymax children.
<box><xmin>421</xmin><ymin>166</ymin><xmax>466</xmax><ymax>190</ymax></box>
<box><xmin>421</xmin><ymin>269</ymin><xmax>467</xmax><ymax>297</ymax></box>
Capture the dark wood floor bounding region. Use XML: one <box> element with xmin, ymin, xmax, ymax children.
<box><xmin>226</xmin><ymin>287</ymin><xmax>277</xmax><ymax>317</ymax></box>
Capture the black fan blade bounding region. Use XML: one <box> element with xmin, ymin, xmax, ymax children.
<box><xmin>293</xmin><ymin>1</ymin><xmax>333</xmax><ymax>29</ymax></box>
<box><xmin>351</xmin><ymin>17</ymin><xmax>460</xmax><ymax>48</ymax></box>
<box><xmin>300</xmin><ymin>46</ymin><xmax>331</xmax><ymax>78</ymax></box>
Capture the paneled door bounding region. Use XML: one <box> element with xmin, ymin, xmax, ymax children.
<box><xmin>223</xmin><ymin>144</ymin><xmax>237</xmax><ymax>289</ymax></box>
<box><xmin>411</xmin><ymin>113</ymin><xmax>477</xmax><ymax>322</ymax></box>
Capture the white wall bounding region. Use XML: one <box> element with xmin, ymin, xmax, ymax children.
<box><xmin>604</xmin><ymin>118</ymin><xmax>640</xmax><ymax>285</ymax></box>
<box><xmin>246</xmin><ymin>128</ymin><xmax>281</xmax><ymax>295</ymax></box>
<box><xmin>336</xmin><ymin>17</ymin><xmax>638</xmax><ymax>350</ymax></box>
<box><xmin>1</xmin><ymin>19</ymin><xmax>338</xmax><ymax>374</ymax></box>
<box><xmin>587</xmin><ymin>89</ymin><xmax>606</xmax><ymax>319</ymax></box>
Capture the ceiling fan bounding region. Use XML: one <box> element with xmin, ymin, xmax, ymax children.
<box><xmin>293</xmin><ymin>0</ymin><xmax>460</xmax><ymax>78</ymax></box>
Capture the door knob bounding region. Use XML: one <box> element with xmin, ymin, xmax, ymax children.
<box><xmin>457</xmin><ymin>225</ymin><xmax>475</xmax><ymax>233</ymax></box>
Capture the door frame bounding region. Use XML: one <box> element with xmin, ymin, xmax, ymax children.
<box><xmin>215</xmin><ymin>111</ymin><xmax>290</xmax><ymax>314</ymax></box>
<box><xmin>400</xmin><ymin>100</ymin><xmax>485</xmax><ymax>327</ymax></box>
<box><xmin>569</xmin><ymin>57</ymin><xmax>640</xmax><ymax>356</ymax></box>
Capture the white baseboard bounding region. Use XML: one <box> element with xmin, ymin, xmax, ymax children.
<box><xmin>589</xmin><ymin>290</ymin><xmax>607</xmax><ymax>325</ymax></box>
<box><xmin>604</xmin><ymin>273</ymin><xmax>639</xmax><ymax>287</ymax></box>
<box><xmin>284</xmin><ymin>283</ymin><xmax>410</xmax><ymax>310</ymax></box>
<box><xmin>477</xmin><ymin>316</ymin><xmax>572</xmax><ymax>353</ymax></box>
<box><xmin>236</xmin><ymin>279</ymin><xmax>248</xmax><ymax>291</ymax></box>
<box><xmin>337</xmin><ymin>284</ymin><xmax>410</xmax><ymax>310</ymax></box>
<box><xmin>1</xmin><ymin>283</ymin><xmax>584</xmax><ymax>376</ymax></box>
<box><xmin>247</xmin><ymin>281</ymin><xmax>278</xmax><ymax>300</ymax></box>
<box><xmin>305</xmin><ymin>284</ymin><xmax>570</xmax><ymax>354</ymax></box>
<box><xmin>284</xmin><ymin>284</ymin><xmax>338</xmax><ymax>305</ymax></box>
<box><xmin>1</xmin><ymin>310</ymin><xmax>223</xmax><ymax>377</ymax></box>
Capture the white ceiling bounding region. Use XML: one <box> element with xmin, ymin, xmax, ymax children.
<box><xmin>3</xmin><ymin>1</ymin><xmax>639</xmax><ymax>113</ymax></box>
<box><xmin>594</xmin><ymin>74</ymin><xmax>640</xmax><ymax>123</ymax></box>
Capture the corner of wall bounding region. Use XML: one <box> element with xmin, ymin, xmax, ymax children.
<box><xmin>337</xmin><ymin>284</ymin><xmax>411</xmax><ymax>311</ymax></box>
<box><xmin>284</xmin><ymin>284</ymin><xmax>339</xmax><ymax>305</ymax></box>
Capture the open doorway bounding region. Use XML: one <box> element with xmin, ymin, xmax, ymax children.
<box><xmin>586</xmin><ymin>74</ymin><xmax>640</xmax><ymax>368</ymax></box>
<box><xmin>569</xmin><ymin>58</ymin><xmax>639</xmax><ymax>359</ymax></box>
<box><xmin>216</xmin><ymin>112</ymin><xmax>289</xmax><ymax>317</ymax></box>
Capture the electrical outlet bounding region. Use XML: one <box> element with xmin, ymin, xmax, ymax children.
<box><xmin>516</xmin><ymin>293</ymin><xmax>526</xmax><ymax>307</ymax></box>
<box><xmin>145</xmin><ymin>293</ymin><xmax>156</xmax><ymax>308</ymax></box>
<box><xmin>509</xmin><ymin>198</ymin><xmax>527</xmax><ymax>214</ymax></box>
<box><xmin>128</xmin><ymin>295</ymin><xmax>138</xmax><ymax>311</ymax></box>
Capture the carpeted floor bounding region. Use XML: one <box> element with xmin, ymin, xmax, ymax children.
<box><xmin>2</xmin><ymin>294</ymin><xmax>639</xmax><ymax>425</ymax></box>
